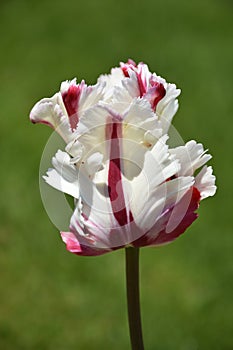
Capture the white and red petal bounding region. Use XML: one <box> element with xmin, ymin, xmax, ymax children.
<box><xmin>64</xmin><ymin>134</ymin><xmax>194</xmax><ymax>253</ymax></box>
<box><xmin>61</xmin><ymin>79</ymin><xmax>105</xmax><ymax>132</ymax></box>
<box><xmin>30</xmin><ymin>79</ymin><xmax>105</xmax><ymax>144</ymax></box>
<box><xmin>30</xmin><ymin>93</ymin><xmax>73</xmax><ymax>142</ymax></box>
<box><xmin>121</xmin><ymin>98</ymin><xmax>162</xmax><ymax>177</ymax></box>
<box><xmin>120</xmin><ymin>60</ymin><xmax>151</xmax><ymax>97</ymax></box>
<box><xmin>129</xmin><ymin>135</ymin><xmax>194</xmax><ymax>233</ymax></box>
<box><xmin>144</xmin><ymin>80</ymin><xmax>166</xmax><ymax>111</ymax></box>
<box><xmin>66</xmin><ymin>171</ymin><xmax>135</xmax><ymax>251</ymax></box>
<box><xmin>119</xmin><ymin>61</ymin><xmax>180</xmax><ymax>133</ymax></box>
<box><xmin>133</xmin><ymin>186</ymin><xmax>200</xmax><ymax>247</ymax></box>
<box><xmin>30</xmin><ymin>92</ymin><xmax>63</xmax><ymax>128</ymax></box>
<box><xmin>121</xmin><ymin>69</ymin><xmax>140</xmax><ymax>99</ymax></box>
<box><xmin>155</xmin><ymin>80</ymin><xmax>181</xmax><ymax>132</ymax></box>
<box><xmin>120</xmin><ymin>59</ymin><xmax>137</xmax><ymax>77</ymax></box>
<box><xmin>71</xmin><ymin>97</ymin><xmax>161</xmax><ymax>181</ymax></box>
<box><xmin>61</xmin><ymin>79</ymin><xmax>83</xmax><ymax>131</ymax></box>
<box><xmin>61</xmin><ymin>231</ymin><xmax>112</xmax><ymax>256</ymax></box>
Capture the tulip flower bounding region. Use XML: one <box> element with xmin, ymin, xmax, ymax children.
<box><xmin>30</xmin><ymin>59</ymin><xmax>216</xmax><ymax>350</ymax></box>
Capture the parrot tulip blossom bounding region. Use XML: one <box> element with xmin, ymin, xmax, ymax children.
<box><xmin>30</xmin><ymin>59</ymin><xmax>216</xmax><ymax>256</ymax></box>
<box><xmin>30</xmin><ymin>59</ymin><xmax>217</xmax><ymax>350</ymax></box>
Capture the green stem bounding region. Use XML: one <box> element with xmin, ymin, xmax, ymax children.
<box><xmin>125</xmin><ymin>247</ymin><xmax>144</xmax><ymax>350</ymax></box>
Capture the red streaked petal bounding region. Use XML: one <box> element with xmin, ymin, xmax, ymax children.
<box><xmin>62</xmin><ymin>81</ymin><xmax>86</xmax><ymax>131</ymax></box>
<box><xmin>107</xmin><ymin>122</ymin><xmax>130</xmax><ymax>226</ymax></box>
<box><xmin>147</xmin><ymin>82</ymin><xmax>166</xmax><ymax>110</ymax></box>
<box><xmin>153</xmin><ymin>187</ymin><xmax>200</xmax><ymax>245</ymax></box>
<box><xmin>62</xmin><ymin>84</ymin><xmax>79</xmax><ymax>117</ymax></box>
<box><xmin>136</xmin><ymin>65</ymin><xmax>148</xmax><ymax>97</ymax></box>
<box><xmin>61</xmin><ymin>231</ymin><xmax>82</xmax><ymax>253</ymax></box>
<box><xmin>120</xmin><ymin>59</ymin><xmax>137</xmax><ymax>77</ymax></box>
<box><xmin>29</xmin><ymin>94</ymin><xmax>64</xmax><ymax>129</ymax></box>
<box><xmin>61</xmin><ymin>231</ymin><xmax>111</xmax><ymax>256</ymax></box>
<box><xmin>133</xmin><ymin>187</ymin><xmax>201</xmax><ymax>247</ymax></box>
<box><xmin>120</xmin><ymin>60</ymin><xmax>149</xmax><ymax>97</ymax></box>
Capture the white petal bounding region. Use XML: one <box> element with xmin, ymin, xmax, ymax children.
<box><xmin>98</xmin><ymin>67</ymin><xmax>125</xmax><ymax>100</ymax></box>
<box><xmin>122</xmin><ymin>70</ymin><xmax>140</xmax><ymax>98</ymax></box>
<box><xmin>66</xmin><ymin>140</ymin><xmax>84</xmax><ymax>163</ymax></box>
<box><xmin>43</xmin><ymin>168</ymin><xmax>79</xmax><ymax>198</ymax></box>
<box><xmin>52</xmin><ymin>150</ymin><xmax>77</xmax><ymax>182</ymax></box>
<box><xmin>99</xmin><ymin>85</ymin><xmax>133</xmax><ymax>114</ymax></box>
<box><xmin>78</xmin><ymin>81</ymin><xmax>106</xmax><ymax>114</ymax></box>
<box><xmin>195</xmin><ymin>166</ymin><xmax>217</xmax><ymax>199</ymax></box>
<box><xmin>43</xmin><ymin>150</ymin><xmax>79</xmax><ymax>198</ymax></box>
<box><xmin>122</xmin><ymin>98</ymin><xmax>162</xmax><ymax>146</ymax></box>
<box><xmin>68</xmin><ymin>105</ymin><xmax>109</xmax><ymax>162</ymax></box>
<box><xmin>135</xmin><ymin>135</ymin><xmax>180</xmax><ymax>186</ymax></box>
<box><xmin>85</xmin><ymin>152</ymin><xmax>104</xmax><ymax>176</ymax></box>
<box><xmin>170</xmin><ymin>140</ymin><xmax>212</xmax><ymax>176</ymax></box>
<box><xmin>123</xmin><ymin>98</ymin><xmax>155</xmax><ymax>124</ymax></box>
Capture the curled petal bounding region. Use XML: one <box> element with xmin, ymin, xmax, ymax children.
<box><xmin>144</xmin><ymin>81</ymin><xmax>166</xmax><ymax>111</ymax></box>
<box><xmin>170</xmin><ymin>140</ymin><xmax>212</xmax><ymax>176</ymax></box>
<box><xmin>30</xmin><ymin>93</ymin><xmax>74</xmax><ymax>142</ymax></box>
<box><xmin>30</xmin><ymin>80</ymin><xmax>105</xmax><ymax>143</ymax></box>
<box><xmin>195</xmin><ymin>165</ymin><xmax>217</xmax><ymax>199</ymax></box>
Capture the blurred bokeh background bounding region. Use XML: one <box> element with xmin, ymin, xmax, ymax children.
<box><xmin>0</xmin><ymin>0</ymin><xmax>232</xmax><ymax>349</ymax></box>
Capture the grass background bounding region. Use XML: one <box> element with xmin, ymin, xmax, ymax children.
<box><xmin>0</xmin><ymin>0</ymin><xmax>232</xmax><ymax>349</ymax></box>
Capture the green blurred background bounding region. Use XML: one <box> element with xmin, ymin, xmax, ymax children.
<box><xmin>0</xmin><ymin>0</ymin><xmax>232</xmax><ymax>349</ymax></box>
